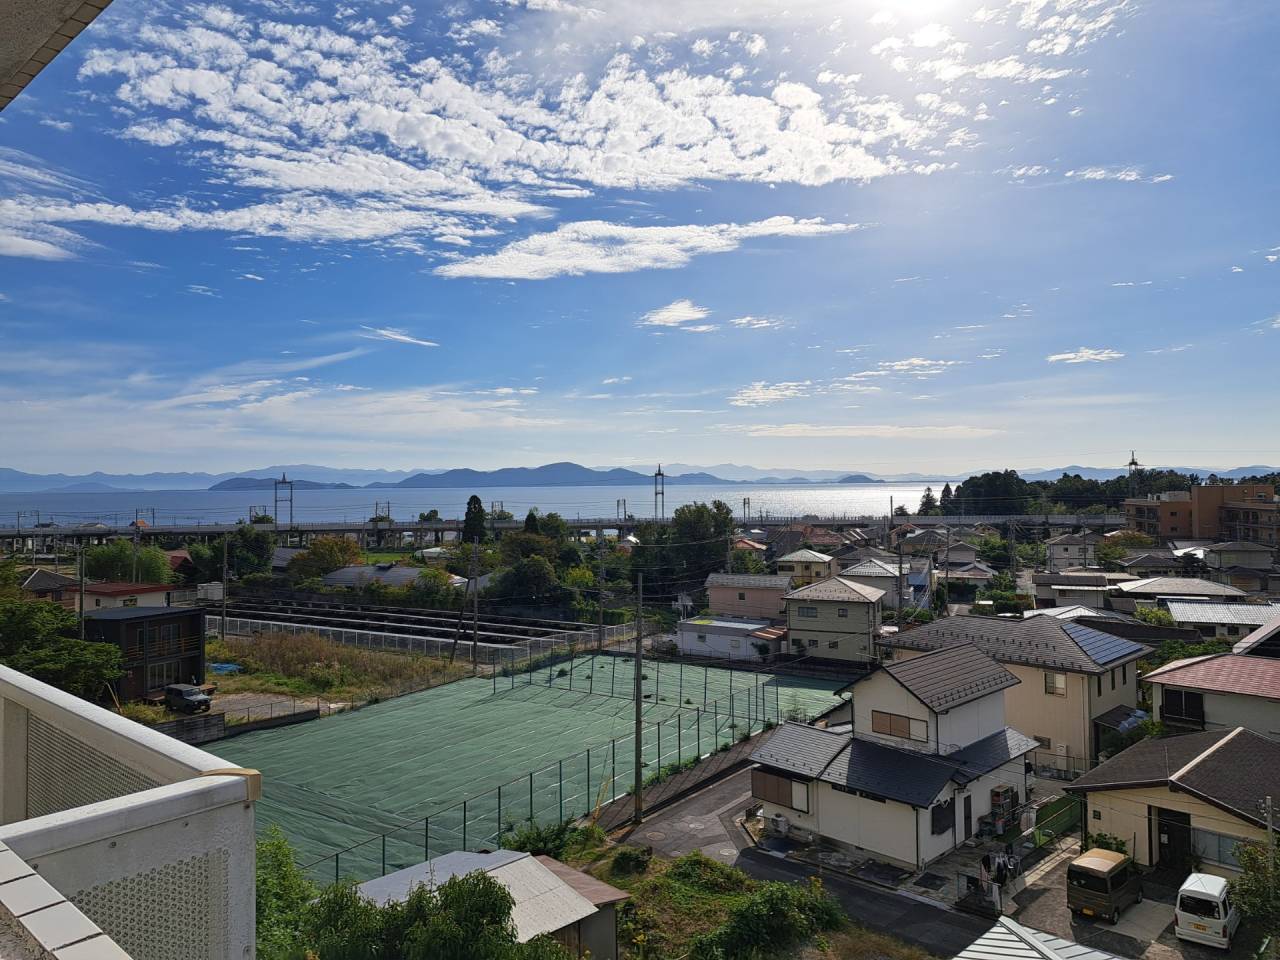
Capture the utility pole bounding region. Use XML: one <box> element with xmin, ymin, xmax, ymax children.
<box><xmin>943</xmin><ymin>526</ymin><xmax>951</xmax><ymax>618</ymax></box>
<box><xmin>131</xmin><ymin>512</ymin><xmax>139</xmax><ymax>583</ymax></box>
<box><xmin>596</xmin><ymin>528</ymin><xmax>606</xmax><ymax>652</ymax></box>
<box><xmin>896</xmin><ymin>538</ymin><xmax>906</xmax><ymax>615</ymax></box>
<box><xmin>470</xmin><ymin>538</ymin><xmax>480</xmax><ymax>673</ymax></box>
<box><xmin>77</xmin><ymin>543</ymin><xmax>85</xmax><ymax>642</ymax></box>
<box><xmin>633</xmin><ymin>572</ymin><xmax>644</xmax><ymax>825</ymax></box>
<box><xmin>220</xmin><ymin>535</ymin><xmax>228</xmax><ymax>642</ymax></box>
<box><xmin>1264</xmin><ymin>794</ymin><xmax>1276</xmax><ymax>960</ymax></box>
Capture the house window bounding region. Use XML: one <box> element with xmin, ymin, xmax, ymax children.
<box><xmin>738</xmin><ymin>592</ymin><xmax>746</xmax><ymax>601</ymax></box>
<box><xmin>94</xmin><ymin>599</ymin><xmax>102</xmax><ymax>607</ymax></box>
<box><xmin>797</xmin><ymin>606</ymin><xmax>818</xmax><ymax>619</ymax></box>
<box><xmin>730</xmin><ymin>638</ymin><xmax>741</xmax><ymax>649</ymax></box>
<box><xmin>1096</xmin><ymin>675</ymin><xmax>1102</xmax><ymax>697</ymax></box>
<box><xmin>808</xmin><ymin>638</ymin><xmax>817</xmax><ymax>647</ymax></box>
<box><xmin>1110</xmin><ymin>669</ymin><xmax>1116</xmax><ymax>692</ymax></box>
<box><xmin>1121</xmin><ymin>664</ymin><xmax>1127</xmax><ymax>684</ymax></box>
<box><xmin>1044</xmin><ymin>672</ymin><xmax>1067</xmax><ymax>697</ymax></box>
<box><xmin>752</xmin><ymin>769</ymin><xmax>809</xmax><ymax>813</ymax></box>
<box><xmin>1034</xmin><ymin>735</ymin><xmax>1051</xmax><ymax>750</ymax></box>
<box><xmin>871</xmin><ymin>710</ymin><xmax>928</xmax><ymax>742</ymax></box>
<box><xmin>827</xmin><ymin>640</ymin><xmax>839</xmax><ymax>649</ymax></box>
<box><xmin>1092</xmin><ymin>809</ymin><xmax>1102</xmax><ymax>821</ymax></box>
<box><xmin>146</xmin><ymin>660</ymin><xmax>182</xmax><ymax>690</ymax></box>
<box><xmin>837</xmin><ymin>608</ymin><xmax>848</xmax><ymax>618</ymax></box>
<box><xmin>1162</xmin><ymin>688</ymin><xmax>1205</xmax><ymax>725</ymax></box>
<box><xmin>697</xmin><ymin>634</ymin><xmax>707</xmax><ymax>643</ymax></box>
<box><xmin>930</xmin><ymin>799</ymin><xmax>954</xmax><ymax>835</ymax></box>
<box><xmin>122</xmin><ymin>597</ymin><xmax>138</xmax><ymax>607</ymax></box>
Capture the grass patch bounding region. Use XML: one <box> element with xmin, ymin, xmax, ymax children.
<box><xmin>116</xmin><ymin>702</ymin><xmax>169</xmax><ymax>725</ymax></box>
<box><xmin>206</xmin><ymin>633</ymin><xmax>469</xmax><ymax>703</ymax></box>
<box><xmin>798</xmin><ymin>926</ymin><xmax>937</xmax><ymax>960</ymax></box>
<box><xmin>362</xmin><ymin>550</ymin><xmax>419</xmax><ymax>565</ymax></box>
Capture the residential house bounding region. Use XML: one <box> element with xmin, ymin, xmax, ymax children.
<box><xmin>775</xmin><ymin>549</ymin><xmax>838</xmax><ymax>586</ymax></box>
<box><xmin>322</xmin><ymin>563</ymin><xmax>424</xmax><ymax>588</ymax></box>
<box><xmin>675</xmin><ymin>615</ymin><xmax>778</xmax><ymax>659</ymax></box>
<box><xmin>882</xmin><ymin>616</ymin><xmax>1148</xmax><ymax>766</ymax></box>
<box><xmin>1115</xmin><ymin>551</ymin><xmax>1182</xmax><ymax>577</ymax></box>
<box><xmin>84</xmin><ymin>581</ymin><xmax>195</xmax><ymax>609</ymax></box>
<box><xmin>1163</xmin><ymin>600</ymin><xmax>1280</xmax><ymax>640</ymax></box>
<box><xmin>935</xmin><ymin>540</ymin><xmax>979</xmax><ymax>565</ymax></box>
<box><xmin>271</xmin><ymin>545</ymin><xmax>306</xmax><ymax>572</ymax></box>
<box><xmin>767</xmin><ymin>525</ymin><xmax>850</xmax><ymax>558</ymax></box>
<box><xmin>732</xmin><ymin>536</ymin><xmax>768</xmax><ymax>556</ymax></box>
<box><xmin>1066</xmin><ymin>728</ymin><xmax>1280</xmax><ymax>877</ymax></box>
<box><xmin>83</xmin><ymin>606</ymin><xmax>207</xmax><ymax>700</ymax></box>
<box><xmin>1031</xmin><ymin>572</ymin><xmax>1114</xmax><ymax>610</ymax></box>
<box><xmin>1142</xmin><ymin>654</ymin><xmax>1280</xmax><ymax>738</ymax></box>
<box><xmin>1234</xmin><ymin>616</ymin><xmax>1280</xmax><ymax>658</ymax></box>
<box><xmin>1045</xmin><ymin>532</ymin><xmax>1101</xmax><ymax>570</ymax></box>
<box><xmin>704</xmin><ymin>572</ymin><xmax>792</xmax><ymax>620</ymax></box>
<box><xmin>357</xmin><ymin>849</ymin><xmax>629</xmax><ymax>960</ymax></box>
<box><xmin>1203</xmin><ymin>540</ymin><xmax>1274</xmax><ymax>571</ymax></box>
<box><xmin>839</xmin><ymin>558</ymin><xmax>911</xmax><ymax>609</ymax></box>
<box><xmin>784</xmin><ymin>577</ymin><xmax>883</xmax><ymax>664</ymax></box>
<box><xmin>751</xmin><ymin>644</ymin><xmax>1037</xmax><ymax>869</ymax></box>
<box><xmin>1024</xmin><ymin>605</ymin><xmax>1137</xmax><ymax>624</ymax></box>
<box><xmin>19</xmin><ymin>568</ymin><xmax>79</xmax><ymax>609</ymax></box>
<box><xmin>164</xmin><ymin>548</ymin><xmax>198</xmax><ymax>580</ymax></box>
<box><xmin>898</xmin><ymin>528</ymin><xmax>950</xmax><ymax>556</ymax></box>
<box><xmin>1110</xmin><ymin>576</ymin><xmax>1246</xmax><ymax>611</ymax></box>
<box><xmin>934</xmin><ymin>558</ymin><xmax>998</xmax><ymax>598</ymax></box>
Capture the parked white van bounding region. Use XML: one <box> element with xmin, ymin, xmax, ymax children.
<box><xmin>1174</xmin><ymin>873</ymin><xmax>1240</xmax><ymax>950</ymax></box>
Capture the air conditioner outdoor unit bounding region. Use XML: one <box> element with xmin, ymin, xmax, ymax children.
<box><xmin>770</xmin><ymin>813</ymin><xmax>791</xmax><ymax>837</ymax></box>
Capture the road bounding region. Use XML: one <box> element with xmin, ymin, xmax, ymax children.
<box><xmin>617</xmin><ymin>767</ymin><xmax>991</xmax><ymax>957</ymax></box>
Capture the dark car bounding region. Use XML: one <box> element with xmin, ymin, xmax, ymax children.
<box><xmin>164</xmin><ymin>683</ymin><xmax>211</xmax><ymax>714</ymax></box>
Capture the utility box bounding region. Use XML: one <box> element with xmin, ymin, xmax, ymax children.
<box><xmin>198</xmin><ymin>582</ymin><xmax>225</xmax><ymax>601</ymax></box>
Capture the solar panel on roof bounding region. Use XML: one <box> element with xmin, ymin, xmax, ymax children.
<box><xmin>1061</xmin><ymin>622</ymin><xmax>1144</xmax><ymax>666</ymax></box>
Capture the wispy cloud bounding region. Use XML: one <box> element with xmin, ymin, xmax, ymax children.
<box><xmin>725</xmin><ymin>423</ymin><xmax>1002</xmax><ymax>439</ymax></box>
<box><xmin>358</xmin><ymin>326</ymin><xmax>439</xmax><ymax>348</ymax></box>
<box><xmin>1045</xmin><ymin>346</ymin><xmax>1125</xmax><ymax>363</ymax></box>
<box><xmin>728</xmin><ymin>381</ymin><xmax>811</xmax><ymax>406</ymax></box>
<box><xmin>638</xmin><ymin>299</ymin><xmax>710</xmax><ymax>328</ymax></box>
<box><xmin>1066</xmin><ymin>167</ymin><xmax>1173</xmax><ymax>184</ymax></box>
<box><xmin>729</xmin><ymin>316</ymin><xmax>784</xmax><ymax>330</ymax></box>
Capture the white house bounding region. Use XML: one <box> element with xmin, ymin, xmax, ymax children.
<box><xmin>1143</xmin><ymin>653</ymin><xmax>1280</xmax><ymax>738</ymax></box>
<box><xmin>675</xmin><ymin>615</ymin><xmax>777</xmax><ymax>659</ymax></box>
<box><xmin>83</xmin><ymin>581</ymin><xmax>195</xmax><ymax>609</ymax></box>
<box><xmin>750</xmin><ymin>643</ymin><xmax>1038</xmax><ymax>869</ymax></box>
<box><xmin>1045</xmin><ymin>532</ymin><xmax>1101</xmax><ymax>570</ymax></box>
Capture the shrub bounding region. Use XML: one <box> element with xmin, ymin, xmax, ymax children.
<box><xmin>502</xmin><ymin>820</ymin><xmax>604</xmax><ymax>861</ymax></box>
<box><xmin>688</xmin><ymin>876</ymin><xmax>843</xmax><ymax>960</ymax></box>
<box><xmin>117</xmin><ymin>702</ymin><xmax>167</xmax><ymax>725</ymax></box>
<box><xmin>1087</xmin><ymin>832</ymin><xmax>1128</xmax><ymax>854</ymax></box>
<box><xmin>611</xmin><ymin>846</ymin><xmax>652</xmax><ymax>876</ymax></box>
<box><xmin>665</xmin><ymin>851</ymin><xmax>748</xmax><ymax>894</ymax></box>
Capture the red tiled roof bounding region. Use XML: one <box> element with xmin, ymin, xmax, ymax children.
<box><xmin>1143</xmin><ymin>653</ymin><xmax>1280</xmax><ymax>700</ymax></box>
<box><xmin>84</xmin><ymin>582</ymin><xmax>173</xmax><ymax>596</ymax></box>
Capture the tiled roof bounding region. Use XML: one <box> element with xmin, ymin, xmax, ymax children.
<box><xmin>1032</xmin><ymin>572</ymin><xmax>1109</xmax><ymax>587</ymax></box>
<box><xmin>777</xmin><ymin>548</ymin><xmax>835</xmax><ymax>563</ymax></box>
<box><xmin>84</xmin><ymin>581</ymin><xmax>173</xmax><ymax>595</ymax></box>
<box><xmin>1206</xmin><ymin>541</ymin><xmax>1273</xmax><ymax>552</ymax></box>
<box><xmin>1235</xmin><ymin>617</ymin><xmax>1280</xmax><ymax>655</ymax></box>
<box><xmin>1024</xmin><ymin>606</ymin><xmax>1133</xmax><ymax>622</ymax></box>
<box><xmin>20</xmin><ymin>568</ymin><xmax>78</xmax><ymax>592</ymax></box>
<box><xmin>322</xmin><ymin>564</ymin><xmax>422</xmax><ymax>587</ymax></box>
<box><xmin>1164</xmin><ymin>600</ymin><xmax>1280</xmax><ymax>627</ymax></box>
<box><xmin>882</xmin><ymin>643</ymin><xmax>1018</xmax><ymax>712</ymax></box>
<box><xmin>784</xmin><ymin>576</ymin><xmax>884</xmax><ymax>603</ymax></box>
<box><xmin>839</xmin><ymin>559</ymin><xmax>903</xmax><ymax>578</ymax></box>
<box><xmin>1068</xmin><ymin>728</ymin><xmax>1280</xmax><ymax>828</ymax></box>
<box><xmin>948</xmin><ymin>728</ymin><xmax>1041</xmax><ymax>783</ymax></box>
<box><xmin>750</xmin><ymin>721</ymin><xmax>848</xmax><ymax>778</ymax></box>
<box><xmin>884</xmin><ymin>615</ymin><xmax>1147</xmax><ymax>674</ymax></box>
<box><xmin>1115</xmin><ymin>577</ymin><xmax>1246</xmax><ymax>597</ymax></box>
<box><xmin>819</xmin><ymin>737</ymin><xmax>958</xmax><ymax>807</ymax></box>
<box><xmin>705</xmin><ymin>573</ymin><xmax>794</xmax><ymax>590</ymax></box>
<box><xmin>1142</xmin><ymin>654</ymin><xmax>1280</xmax><ymax>700</ymax></box>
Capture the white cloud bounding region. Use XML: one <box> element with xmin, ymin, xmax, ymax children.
<box><xmin>638</xmin><ymin>299</ymin><xmax>709</xmax><ymax>327</ymax></box>
<box><xmin>39</xmin><ymin>119</ymin><xmax>73</xmax><ymax>132</ymax></box>
<box><xmin>1045</xmin><ymin>346</ymin><xmax>1125</xmax><ymax>363</ymax></box>
<box><xmin>1231</xmin><ymin>266</ymin><xmax>1243</xmax><ymax>273</ymax></box>
<box><xmin>729</xmin><ymin>381</ymin><xmax>811</xmax><ymax>406</ymax></box>
<box><xmin>359</xmin><ymin>325</ymin><xmax>439</xmax><ymax>348</ymax></box>
<box><xmin>727</xmin><ymin>423</ymin><xmax>1002</xmax><ymax>438</ymax></box>
<box><xmin>1066</xmin><ymin>167</ymin><xmax>1173</xmax><ymax>184</ymax></box>
<box><xmin>602</xmin><ymin>376</ymin><xmax>632</xmax><ymax>384</ymax></box>
<box><xmin>876</xmin><ymin>357</ymin><xmax>963</xmax><ymax>377</ymax></box>
<box><xmin>240</xmin><ymin>273</ymin><xmax>264</xmax><ymax>281</ymax></box>
<box><xmin>436</xmin><ymin>217</ymin><xmax>858</xmax><ymax>280</ymax></box>
<box><xmin>729</xmin><ymin>316</ymin><xmax>783</xmax><ymax>329</ymax></box>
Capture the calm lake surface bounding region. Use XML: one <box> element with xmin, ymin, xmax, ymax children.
<box><xmin>0</xmin><ymin>483</ymin><xmax>932</xmax><ymax>526</ymax></box>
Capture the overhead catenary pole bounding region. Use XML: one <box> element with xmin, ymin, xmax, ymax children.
<box><xmin>633</xmin><ymin>572</ymin><xmax>644</xmax><ymax>825</ymax></box>
<box><xmin>220</xmin><ymin>535</ymin><xmax>228</xmax><ymax>641</ymax></box>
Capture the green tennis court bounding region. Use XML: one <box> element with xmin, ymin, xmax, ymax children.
<box><xmin>218</xmin><ymin>654</ymin><xmax>843</xmax><ymax>882</ymax></box>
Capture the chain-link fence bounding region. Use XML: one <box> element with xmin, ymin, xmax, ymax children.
<box><xmin>298</xmin><ymin>662</ymin><xmax>827</xmax><ymax>884</ymax></box>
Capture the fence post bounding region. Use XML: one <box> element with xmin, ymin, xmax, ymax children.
<box><xmin>462</xmin><ymin>799</ymin><xmax>468</xmax><ymax>850</ymax></box>
<box><xmin>611</xmin><ymin>738</ymin><xmax>617</xmax><ymax>802</ymax></box>
<box><xmin>335</xmin><ymin>852</ymin><xmax>339</xmax><ymax>883</ymax></box>
<box><xmin>678</xmin><ymin>716</ymin><xmax>682</xmax><ymax>762</ymax></box>
<box><xmin>498</xmin><ymin>784</ymin><xmax>503</xmax><ymax>837</ymax></box>
<box><xmin>611</xmin><ymin>656</ymin><xmax>616</xmax><ymax>698</ymax></box>
<box><xmin>425</xmin><ymin>817</ymin><xmax>430</xmax><ymax>860</ymax></box>
<box><xmin>679</xmin><ymin>661</ymin><xmax>683</xmax><ymax>703</ymax></box>
<box><xmin>381</xmin><ymin>834</ymin><xmax>386</xmax><ymax>875</ymax></box>
<box><xmin>704</xmin><ymin>665</ymin><xmax>709</xmax><ymax>707</ymax></box>
<box><xmin>558</xmin><ymin>759</ymin><xmax>564</xmax><ymax>821</ymax></box>
<box><xmin>586</xmin><ymin>748</ymin><xmax>591</xmax><ymax>811</ymax></box>
<box><xmin>697</xmin><ymin>710</ymin><xmax>702</xmax><ymax>756</ymax></box>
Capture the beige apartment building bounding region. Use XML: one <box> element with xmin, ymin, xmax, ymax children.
<box><xmin>704</xmin><ymin>572</ymin><xmax>792</xmax><ymax>620</ymax></box>
<box><xmin>1124</xmin><ymin>483</ymin><xmax>1275</xmax><ymax>541</ymax></box>
<box><xmin>882</xmin><ymin>616</ymin><xmax>1147</xmax><ymax>766</ymax></box>
<box><xmin>784</xmin><ymin>577</ymin><xmax>883</xmax><ymax>663</ymax></box>
<box><xmin>774</xmin><ymin>549</ymin><xmax>838</xmax><ymax>586</ymax></box>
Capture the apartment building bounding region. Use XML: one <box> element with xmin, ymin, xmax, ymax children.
<box><xmin>1124</xmin><ymin>484</ymin><xmax>1276</xmax><ymax>541</ymax></box>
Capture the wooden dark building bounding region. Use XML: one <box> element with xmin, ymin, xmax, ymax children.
<box><xmin>83</xmin><ymin>607</ymin><xmax>206</xmax><ymax>701</ymax></box>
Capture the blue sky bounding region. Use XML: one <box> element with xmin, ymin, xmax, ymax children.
<box><xmin>1</xmin><ymin>0</ymin><xmax>1277</xmax><ymax>475</ymax></box>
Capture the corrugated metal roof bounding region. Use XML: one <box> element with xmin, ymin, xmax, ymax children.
<box><xmin>948</xmin><ymin>727</ymin><xmax>1040</xmax><ymax>783</ymax></box>
<box><xmin>1115</xmin><ymin>577</ymin><xmax>1246</xmax><ymax>597</ymax></box>
<box><xmin>957</xmin><ymin>917</ymin><xmax>1121</xmax><ymax>960</ymax></box>
<box><xmin>323</xmin><ymin>564</ymin><xmax>423</xmax><ymax>587</ymax></box>
<box><xmin>840</xmin><ymin>559</ymin><xmax>903</xmax><ymax>578</ymax></box>
<box><xmin>1165</xmin><ymin>600</ymin><xmax>1280</xmax><ymax>626</ymax></box>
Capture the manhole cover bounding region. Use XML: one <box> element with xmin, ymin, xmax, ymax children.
<box><xmin>645</xmin><ymin>831</ymin><xmax>667</xmax><ymax>841</ymax></box>
<box><xmin>718</xmin><ymin>847</ymin><xmax>736</xmax><ymax>857</ymax></box>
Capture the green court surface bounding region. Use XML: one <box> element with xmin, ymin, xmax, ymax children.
<box><xmin>217</xmin><ymin>654</ymin><xmax>843</xmax><ymax>882</ymax></box>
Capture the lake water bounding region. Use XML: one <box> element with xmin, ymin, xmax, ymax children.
<box><xmin>0</xmin><ymin>482</ymin><xmax>932</xmax><ymax>527</ymax></box>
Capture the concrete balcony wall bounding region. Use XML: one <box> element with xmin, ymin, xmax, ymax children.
<box><xmin>0</xmin><ymin>666</ymin><xmax>256</xmax><ymax>960</ymax></box>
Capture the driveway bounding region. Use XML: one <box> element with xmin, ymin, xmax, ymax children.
<box><xmin>619</xmin><ymin>767</ymin><xmax>991</xmax><ymax>958</ymax></box>
<box><xmin>1014</xmin><ymin>857</ymin><xmax>1258</xmax><ymax>959</ymax></box>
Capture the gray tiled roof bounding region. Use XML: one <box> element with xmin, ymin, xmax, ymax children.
<box><xmin>839</xmin><ymin>559</ymin><xmax>904</xmax><ymax>578</ymax></box>
<box><xmin>704</xmin><ymin>573</ymin><xmax>794</xmax><ymax>590</ymax></box>
<box><xmin>784</xmin><ymin>576</ymin><xmax>885</xmax><ymax>603</ymax></box>
<box><xmin>885</xmin><ymin>616</ymin><xmax>1147</xmax><ymax>674</ymax></box>
<box><xmin>776</xmin><ymin>548</ymin><xmax>835</xmax><ymax>563</ymax></box>
<box><xmin>323</xmin><ymin>564</ymin><xmax>423</xmax><ymax>587</ymax></box>
<box><xmin>749</xmin><ymin>722</ymin><xmax>848</xmax><ymax>778</ymax></box>
<box><xmin>948</xmin><ymin>728</ymin><xmax>1040</xmax><ymax>783</ymax></box>
<box><xmin>1115</xmin><ymin>577</ymin><xmax>1246</xmax><ymax>597</ymax></box>
<box><xmin>1165</xmin><ymin>600</ymin><xmax>1280</xmax><ymax>627</ymax></box>
<box><xmin>819</xmin><ymin>737</ymin><xmax>959</xmax><ymax>807</ymax></box>
<box><xmin>1069</xmin><ymin>728</ymin><xmax>1280</xmax><ymax>828</ymax></box>
<box><xmin>21</xmin><ymin>568</ymin><xmax>78</xmax><ymax>592</ymax></box>
<box><xmin>883</xmin><ymin>643</ymin><xmax>1018</xmax><ymax>712</ymax></box>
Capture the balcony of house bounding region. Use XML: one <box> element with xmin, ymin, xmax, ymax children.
<box><xmin>0</xmin><ymin>664</ymin><xmax>258</xmax><ymax>960</ymax></box>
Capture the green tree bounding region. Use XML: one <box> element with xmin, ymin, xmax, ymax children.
<box><xmin>728</xmin><ymin>548</ymin><xmax>767</xmax><ymax>574</ymax></box>
<box><xmin>462</xmin><ymin>495</ymin><xmax>487</xmax><ymax>544</ymax></box>
<box><xmin>563</xmin><ymin>565</ymin><xmax>595</xmax><ymax>591</ymax></box>
<box><xmin>523</xmin><ymin>509</ymin><xmax>541</xmax><ymax>534</ymax></box>
<box><xmin>287</xmin><ymin>536</ymin><xmax>363</xmax><ymax>579</ymax></box>
<box><xmin>1134</xmin><ymin>606</ymin><xmax>1175</xmax><ymax>627</ymax></box>
<box><xmin>1230</xmin><ymin>840</ymin><xmax>1280</xmax><ymax>943</ymax></box>
<box><xmin>0</xmin><ymin>599</ymin><xmax>122</xmax><ymax>698</ymax></box>
<box><xmin>84</xmin><ymin>540</ymin><xmax>172</xmax><ymax>583</ymax></box>
<box><xmin>495</xmin><ymin>556</ymin><xmax>560</xmax><ymax>601</ymax></box>
<box><xmin>893</xmin><ymin>504</ymin><xmax>910</xmax><ymax>517</ymax></box>
<box><xmin>418</xmin><ymin>509</ymin><xmax>440</xmax><ymax>522</ymax></box>
<box><xmin>951</xmin><ymin>470</ymin><xmax>1034</xmax><ymax>515</ymax></box>
<box><xmin>187</xmin><ymin>526</ymin><xmax>276</xmax><ymax>582</ymax></box>
<box><xmin>256</xmin><ymin>826</ymin><xmax>316</xmax><ymax>960</ymax></box>
<box><xmin>939</xmin><ymin>482</ymin><xmax>953</xmax><ymax>513</ymax></box>
<box><xmin>918</xmin><ymin>486</ymin><xmax>939</xmax><ymax>516</ymax></box>
<box><xmin>499</xmin><ymin>532</ymin><xmax>557</xmax><ymax>566</ymax></box>
<box><xmin>538</xmin><ymin>512</ymin><xmax>571</xmax><ymax>543</ymax></box>
<box><xmin>1095</xmin><ymin>541</ymin><xmax>1128</xmax><ymax>571</ymax></box>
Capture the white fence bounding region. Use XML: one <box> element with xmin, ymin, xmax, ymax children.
<box><xmin>0</xmin><ymin>665</ymin><xmax>258</xmax><ymax>960</ymax></box>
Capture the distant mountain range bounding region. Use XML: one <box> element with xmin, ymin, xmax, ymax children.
<box><xmin>1</xmin><ymin>462</ymin><xmax>1274</xmax><ymax>494</ymax></box>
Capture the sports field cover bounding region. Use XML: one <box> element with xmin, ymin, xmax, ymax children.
<box><xmin>217</xmin><ymin>653</ymin><xmax>843</xmax><ymax>881</ymax></box>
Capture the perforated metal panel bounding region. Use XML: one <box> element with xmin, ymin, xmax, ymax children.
<box><xmin>72</xmin><ymin>849</ymin><xmax>230</xmax><ymax>960</ymax></box>
<box><xmin>25</xmin><ymin>713</ymin><xmax>160</xmax><ymax>818</ymax></box>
